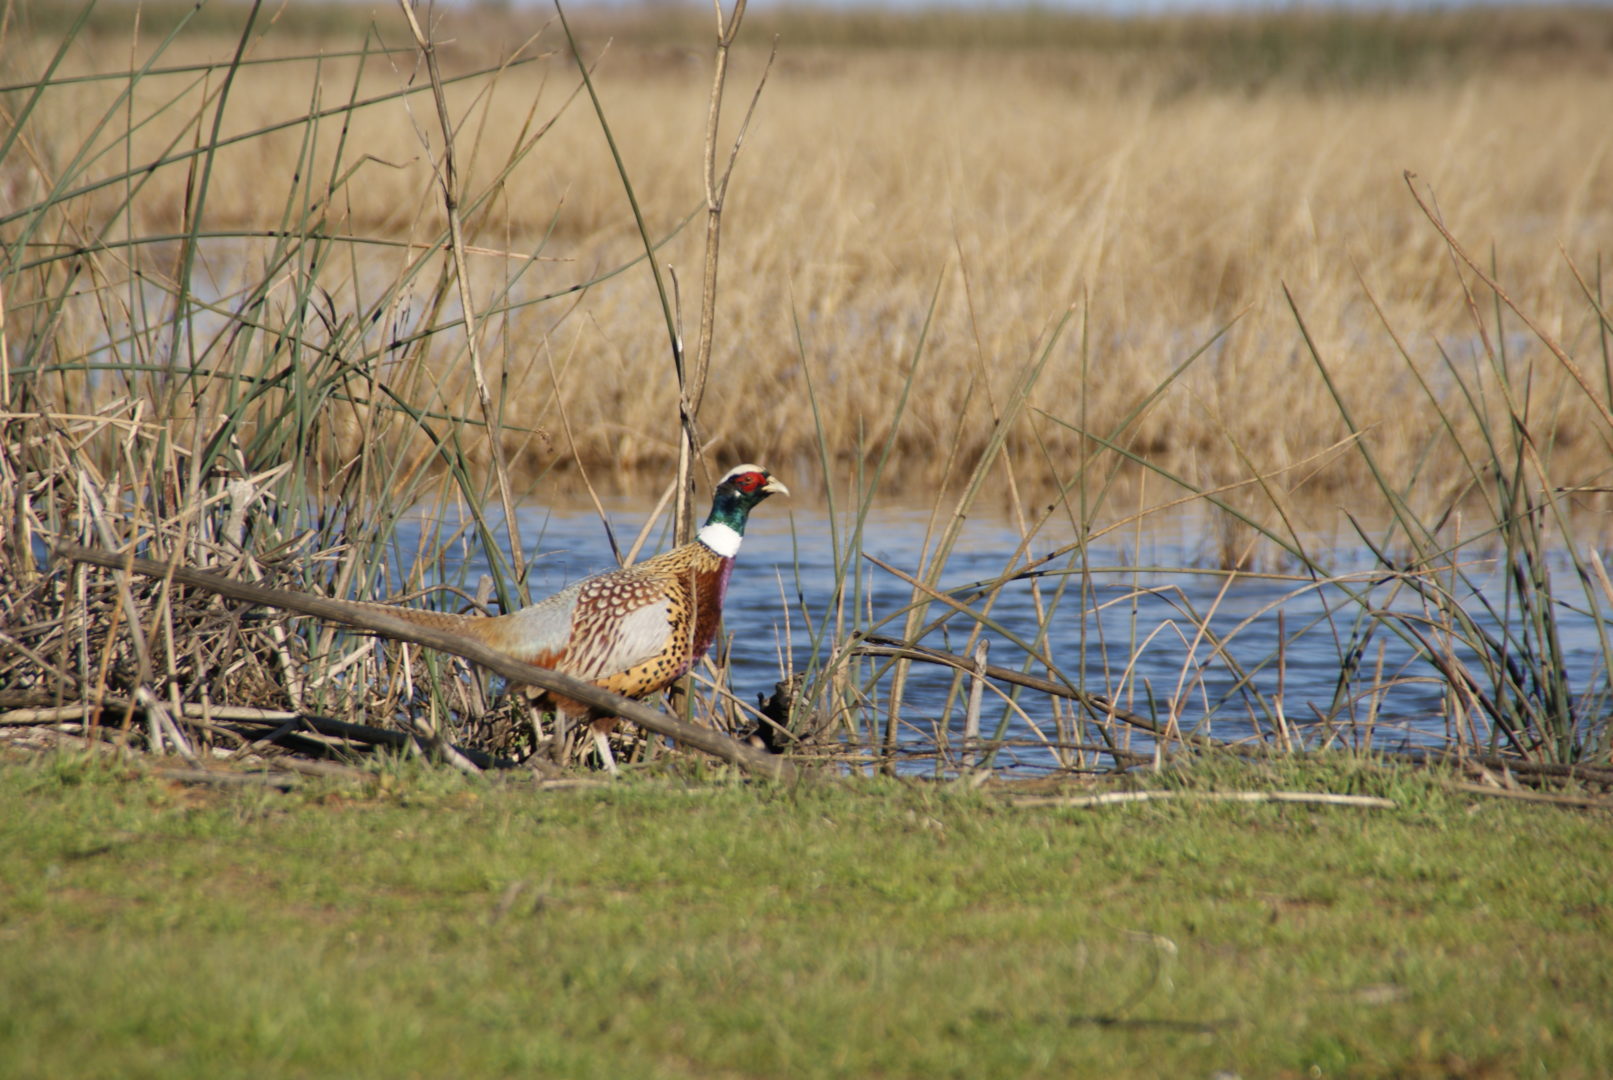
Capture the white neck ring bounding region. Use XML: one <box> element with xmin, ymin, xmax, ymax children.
<box><xmin>698</xmin><ymin>522</ymin><xmax>743</xmax><ymax>558</ymax></box>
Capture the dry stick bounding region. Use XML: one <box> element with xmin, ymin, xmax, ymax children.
<box><xmin>397</xmin><ymin>0</ymin><xmax>524</xmax><ymax>576</ymax></box>
<box><xmin>1590</xmin><ymin>549</ymin><xmax>1613</xmax><ymax>609</ymax></box>
<box><xmin>962</xmin><ymin>638</ymin><xmax>987</xmax><ymax>769</ymax></box>
<box><xmin>225</xmin><ymin>470</ymin><xmax>311</xmax><ymax>710</ymax></box>
<box><xmin>0</xmin><ymin>275</ymin><xmax>9</xmax><ymax>404</ymax></box>
<box><xmin>55</xmin><ymin>545</ymin><xmax>795</xmax><ymax>780</ymax></box>
<box><xmin>245</xmin><ymin>709</ymin><xmax>503</xmax><ymax>770</ymax></box>
<box><xmin>1404</xmin><ymin>170</ymin><xmax>1613</xmax><ymax>432</ymax></box>
<box><xmin>1363</xmin><ymin>639</ymin><xmax>1387</xmax><ymax>751</ymax></box>
<box><xmin>140</xmin><ymin>686</ymin><xmax>198</xmax><ymax>763</ymax></box>
<box><xmin>1010</xmin><ymin>790</ymin><xmax>1396</xmax><ymax>810</ymax></box>
<box><xmin>0</xmin><ymin>277</ymin><xmax>21</xmax><ymax>588</ymax></box>
<box><xmin>0</xmin><ymin>631</ymin><xmax>80</xmax><ymax>696</ymax></box>
<box><xmin>852</xmin><ymin>636</ymin><xmax>1230</xmax><ymax>753</ymax></box>
<box><xmin>1443</xmin><ymin>781</ymin><xmax>1613</xmax><ymax>810</ymax></box>
<box><xmin>675</xmin><ymin>1</ymin><xmax>775</xmax><ymax>543</ymax></box>
<box><xmin>1396</xmin><ymin>748</ymin><xmax>1613</xmax><ymax>788</ymax></box>
<box><xmin>1275</xmin><ymin>608</ymin><xmax>1291</xmax><ymax>751</ymax></box>
<box><xmin>8</xmin><ymin>702</ymin><xmax>297</xmax><ymax>724</ymax></box>
<box><xmin>104</xmin><ymin>533</ymin><xmax>197</xmax><ymax>761</ymax></box>
<box><xmin>7</xmin><ymin>686</ymin><xmax>765</xmax><ymax>775</ymax></box>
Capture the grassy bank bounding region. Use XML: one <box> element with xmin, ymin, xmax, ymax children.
<box><xmin>2</xmin><ymin>753</ymin><xmax>1610</xmax><ymax>1078</ymax></box>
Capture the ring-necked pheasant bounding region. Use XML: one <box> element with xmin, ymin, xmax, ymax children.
<box><xmin>384</xmin><ymin>463</ymin><xmax>788</xmax><ymax>770</ymax></box>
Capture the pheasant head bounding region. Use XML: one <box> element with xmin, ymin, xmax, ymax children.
<box><xmin>697</xmin><ymin>464</ymin><xmax>789</xmax><ymax>557</ymax></box>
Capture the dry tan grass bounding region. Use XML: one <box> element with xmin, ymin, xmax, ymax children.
<box><xmin>7</xmin><ymin>7</ymin><xmax>1612</xmax><ymax>772</ymax></box>
<box><xmin>6</xmin><ymin>10</ymin><xmax>1613</xmax><ymax>518</ymax></box>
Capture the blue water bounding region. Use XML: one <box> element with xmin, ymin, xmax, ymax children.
<box><xmin>405</xmin><ymin>498</ymin><xmax>1611</xmax><ymax>772</ymax></box>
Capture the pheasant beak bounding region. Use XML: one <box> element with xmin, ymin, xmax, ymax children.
<box><xmin>762</xmin><ymin>475</ymin><xmax>790</xmax><ymax>498</ymax></box>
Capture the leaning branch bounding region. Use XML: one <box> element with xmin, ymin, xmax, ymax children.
<box><xmin>56</xmin><ymin>544</ymin><xmax>795</xmax><ymax>780</ymax></box>
<box><xmin>1010</xmin><ymin>790</ymin><xmax>1396</xmax><ymax>810</ymax></box>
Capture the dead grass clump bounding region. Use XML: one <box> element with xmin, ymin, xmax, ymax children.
<box><xmin>0</xmin><ymin>411</ymin><xmax>488</xmax><ymax>763</ymax></box>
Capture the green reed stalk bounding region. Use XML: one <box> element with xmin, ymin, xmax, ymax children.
<box><xmin>1295</xmin><ymin>199</ymin><xmax>1613</xmax><ymax>763</ymax></box>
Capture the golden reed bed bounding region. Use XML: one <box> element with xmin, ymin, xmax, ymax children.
<box><xmin>6</xmin><ymin>4</ymin><xmax>1612</xmax><ymax>517</ymax></box>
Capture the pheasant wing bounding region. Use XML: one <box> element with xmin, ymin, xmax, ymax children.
<box><xmin>495</xmin><ymin>567</ymin><xmax>674</xmax><ymax>675</ymax></box>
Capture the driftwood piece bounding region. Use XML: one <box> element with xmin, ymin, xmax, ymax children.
<box><xmin>55</xmin><ymin>545</ymin><xmax>795</xmax><ymax>781</ymax></box>
<box><xmin>1011</xmin><ymin>790</ymin><xmax>1397</xmax><ymax>810</ymax></box>
<box><xmin>0</xmin><ymin>693</ymin><xmax>507</xmax><ymax>771</ymax></box>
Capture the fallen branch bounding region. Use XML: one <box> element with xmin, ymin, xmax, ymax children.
<box><xmin>1010</xmin><ymin>790</ymin><xmax>1396</xmax><ymax>810</ymax></box>
<box><xmin>1444</xmin><ymin>781</ymin><xmax>1613</xmax><ymax>811</ymax></box>
<box><xmin>1398</xmin><ymin>748</ymin><xmax>1613</xmax><ymax>790</ymax></box>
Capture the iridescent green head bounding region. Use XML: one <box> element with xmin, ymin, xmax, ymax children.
<box><xmin>699</xmin><ymin>464</ymin><xmax>788</xmax><ymax>556</ymax></box>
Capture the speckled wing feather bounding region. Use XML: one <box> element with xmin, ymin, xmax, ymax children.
<box><xmin>554</xmin><ymin>568</ymin><xmax>683</xmax><ymax>682</ymax></box>
<box><xmin>480</xmin><ymin>566</ymin><xmax>681</xmax><ymax>682</ymax></box>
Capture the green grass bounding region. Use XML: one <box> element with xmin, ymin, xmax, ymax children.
<box><xmin>2</xmin><ymin>754</ymin><xmax>1609</xmax><ymax>1078</ymax></box>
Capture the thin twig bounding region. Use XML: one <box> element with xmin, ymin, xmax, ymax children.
<box><xmin>1443</xmin><ymin>781</ymin><xmax>1613</xmax><ymax>810</ymax></box>
<box><xmin>962</xmin><ymin>638</ymin><xmax>986</xmax><ymax>768</ymax></box>
<box><xmin>1404</xmin><ymin>170</ymin><xmax>1613</xmax><ymax>432</ymax></box>
<box><xmin>1010</xmin><ymin>790</ymin><xmax>1396</xmax><ymax>810</ymax></box>
<box><xmin>397</xmin><ymin>0</ymin><xmax>524</xmax><ymax>578</ymax></box>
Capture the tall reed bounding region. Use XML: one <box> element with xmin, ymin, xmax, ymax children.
<box><xmin>8</xmin><ymin>7</ymin><xmax>1611</xmax><ymax>499</ymax></box>
<box><xmin>0</xmin><ymin>1</ymin><xmax>726</xmax><ymax>767</ymax></box>
<box><xmin>762</xmin><ymin>178</ymin><xmax>1613</xmax><ymax>774</ymax></box>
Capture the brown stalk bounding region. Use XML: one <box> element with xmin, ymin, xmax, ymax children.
<box><xmin>0</xmin><ymin>276</ymin><xmax>10</xmax><ymax>407</ymax></box>
<box><xmin>1010</xmin><ymin>791</ymin><xmax>1396</xmax><ymax>810</ymax></box>
<box><xmin>397</xmin><ymin>0</ymin><xmax>524</xmax><ymax>577</ymax></box>
<box><xmin>674</xmin><ymin>0</ymin><xmax>775</xmax><ymax>543</ymax></box>
<box><xmin>1404</xmin><ymin>170</ymin><xmax>1613</xmax><ymax>432</ymax></box>
<box><xmin>961</xmin><ymin>638</ymin><xmax>987</xmax><ymax>768</ymax></box>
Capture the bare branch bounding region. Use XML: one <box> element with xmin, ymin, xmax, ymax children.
<box><xmin>57</xmin><ymin>544</ymin><xmax>796</xmax><ymax>780</ymax></box>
